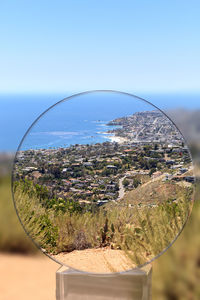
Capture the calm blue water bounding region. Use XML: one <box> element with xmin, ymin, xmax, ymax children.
<box><xmin>18</xmin><ymin>92</ymin><xmax>152</xmax><ymax>150</ymax></box>
<box><xmin>0</xmin><ymin>92</ymin><xmax>200</xmax><ymax>151</ymax></box>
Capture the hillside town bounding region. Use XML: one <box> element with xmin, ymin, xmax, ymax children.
<box><xmin>14</xmin><ymin>110</ymin><xmax>194</xmax><ymax>209</ymax></box>
<box><xmin>107</xmin><ymin>110</ymin><xmax>183</xmax><ymax>144</ymax></box>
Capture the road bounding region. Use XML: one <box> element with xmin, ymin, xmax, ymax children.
<box><xmin>117</xmin><ymin>171</ymin><xmax>165</xmax><ymax>202</ymax></box>
<box><xmin>117</xmin><ymin>176</ymin><xmax>126</xmax><ymax>200</ymax></box>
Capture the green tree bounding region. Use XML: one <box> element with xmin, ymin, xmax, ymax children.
<box><xmin>149</xmin><ymin>168</ymin><xmax>156</xmax><ymax>176</ymax></box>
<box><xmin>154</xmin><ymin>143</ymin><xmax>159</xmax><ymax>150</ymax></box>
<box><xmin>133</xmin><ymin>178</ymin><xmax>141</xmax><ymax>188</ymax></box>
<box><xmin>122</xmin><ymin>178</ymin><xmax>129</xmax><ymax>187</ymax></box>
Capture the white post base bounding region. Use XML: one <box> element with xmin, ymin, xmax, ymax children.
<box><xmin>56</xmin><ymin>265</ymin><xmax>152</xmax><ymax>300</ymax></box>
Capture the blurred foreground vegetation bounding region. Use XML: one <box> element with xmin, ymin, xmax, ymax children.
<box><xmin>153</xmin><ymin>182</ymin><xmax>200</xmax><ymax>300</ymax></box>
<box><xmin>0</xmin><ymin>175</ymin><xmax>37</xmax><ymax>253</ymax></box>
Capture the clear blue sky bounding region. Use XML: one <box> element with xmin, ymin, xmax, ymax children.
<box><xmin>0</xmin><ymin>1</ymin><xmax>200</xmax><ymax>93</ymax></box>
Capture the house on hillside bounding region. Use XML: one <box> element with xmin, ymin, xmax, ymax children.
<box><xmin>106</xmin><ymin>165</ymin><xmax>117</xmax><ymax>169</ymax></box>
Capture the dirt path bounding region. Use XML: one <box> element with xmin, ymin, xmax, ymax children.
<box><xmin>52</xmin><ymin>248</ymin><xmax>136</xmax><ymax>273</ymax></box>
<box><xmin>0</xmin><ymin>253</ymin><xmax>58</xmax><ymax>300</ymax></box>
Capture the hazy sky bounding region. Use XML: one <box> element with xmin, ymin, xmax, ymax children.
<box><xmin>1</xmin><ymin>1</ymin><xmax>200</xmax><ymax>93</ymax></box>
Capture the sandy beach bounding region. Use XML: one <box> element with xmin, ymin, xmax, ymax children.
<box><xmin>107</xmin><ymin>135</ymin><xmax>128</xmax><ymax>144</ymax></box>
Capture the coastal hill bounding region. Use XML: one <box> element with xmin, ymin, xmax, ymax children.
<box><xmin>107</xmin><ymin>110</ymin><xmax>182</xmax><ymax>144</ymax></box>
<box><xmin>122</xmin><ymin>177</ymin><xmax>191</xmax><ymax>206</ymax></box>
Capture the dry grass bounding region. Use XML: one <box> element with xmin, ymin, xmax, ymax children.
<box><xmin>13</xmin><ymin>179</ymin><xmax>193</xmax><ymax>268</ymax></box>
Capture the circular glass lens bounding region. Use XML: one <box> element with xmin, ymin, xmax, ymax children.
<box><xmin>12</xmin><ymin>91</ymin><xmax>195</xmax><ymax>273</ymax></box>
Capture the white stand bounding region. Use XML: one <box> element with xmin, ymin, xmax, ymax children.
<box><xmin>56</xmin><ymin>265</ymin><xmax>152</xmax><ymax>300</ymax></box>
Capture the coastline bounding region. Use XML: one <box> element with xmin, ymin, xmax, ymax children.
<box><xmin>101</xmin><ymin>129</ymin><xmax>128</xmax><ymax>144</ymax></box>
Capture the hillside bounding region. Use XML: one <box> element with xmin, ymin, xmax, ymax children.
<box><xmin>122</xmin><ymin>179</ymin><xmax>192</xmax><ymax>206</ymax></box>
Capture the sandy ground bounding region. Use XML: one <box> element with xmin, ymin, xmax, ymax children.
<box><xmin>0</xmin><ymin>249</ymin><xmax>136</xmax><ymax>299</ymax></box>
<box><xmin>0</xmin><ymin>253</ymin><xmax>59</xmax><ymax>300</ymax></box>
<box><xmin>52</xmin><ymin>248</ymin><xmax>136</xmax><ymax>273</ymax></box>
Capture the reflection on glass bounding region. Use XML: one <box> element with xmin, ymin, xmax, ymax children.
<box><xmin>12</xmin><ymin>91</ymin><xmax>195</xmax><ymax>273</ymax></box>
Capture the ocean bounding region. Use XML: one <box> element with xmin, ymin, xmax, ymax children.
<box><xmin>0</xmin><ymin>92</ymin><xmax>200</xmax><ymax>151</ymax></box>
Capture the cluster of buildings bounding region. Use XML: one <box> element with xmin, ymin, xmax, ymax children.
<box><xmin>14</xmin><ymin>134</ymin><xmax>193</xmax><ymax>207</ymax></box>
<box><xmin>107</xmin><ymin>110</ymin><xmax>183</xmax><ymax>144</ymax></box>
